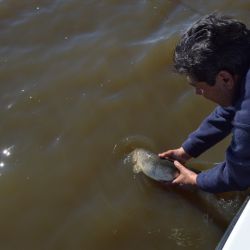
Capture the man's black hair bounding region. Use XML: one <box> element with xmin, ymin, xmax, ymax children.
<box><xmin>174</xmin><ymin>13</ymin><xmax>250</xmax><ymax>85</ymax></box>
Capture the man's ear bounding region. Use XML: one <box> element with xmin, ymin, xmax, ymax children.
<box><xmin>216</xmin><ymin>70</ymin><xmax>235</xmax><ymax>89</ymax></box>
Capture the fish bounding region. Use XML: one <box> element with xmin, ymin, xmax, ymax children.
<box><xmin>130</xmin><ymin>148</ymin><xmax>201</xmax><ymax>183</ymax></box>
<box><xmin>130</xmin><ymin>148</ymin><xmax>179</xmax><ymax>183</ymax></box>
<box><xmin>129</xmin><ymin>148</ymin><xmax>242</xmax><ymax>230</ymax></box>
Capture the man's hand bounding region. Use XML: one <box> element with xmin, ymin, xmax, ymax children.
<box><xmin>158</xmin><ymin>147</ymin><xmax>191</xmax><ymax>163</ymax></box>
<box><xmin>172</xmin><ymin>160</ymin><xmax>197</xmax><ymax>186</ymax></box>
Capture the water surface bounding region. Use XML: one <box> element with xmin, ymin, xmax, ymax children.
<box><xmin>0</xmin><ymin>1</ymin><xmax>250</xmax><ymax>249</ymax></box>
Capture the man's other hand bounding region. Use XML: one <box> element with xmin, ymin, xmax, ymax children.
<box><xmin>172</xmin><ymin>160</ymin><xmax>197</xmax><ymax>186</ymax></box>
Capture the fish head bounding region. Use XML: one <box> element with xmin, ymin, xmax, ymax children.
<box><xmin>130</xmin><ymin>148</ymin><xmax>153</xmax><ymax>164</ymax></box>
<box><xmin>129</xmin><ymin>148</ymin><xmax>153</xmax><ymax>174</ymax></box>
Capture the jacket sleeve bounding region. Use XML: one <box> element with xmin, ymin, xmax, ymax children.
<box><xmin>197</xmin><ymin>122</ymin><xmax>250</xmax><ymax>193</ymax></box>
<box><xmin>182</xmin><ymin>106</ymin><xmax>235</xmax><ymax>158</ymax></box>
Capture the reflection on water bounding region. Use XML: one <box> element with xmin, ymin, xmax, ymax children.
<box><xmin>3</xmin><ymin>147</ymin><xmax>12</xmax><ymax>156</ymax></box>
<box><xmin>0</xmin><ymin>0</ymin><xmax>249</xmax><ymax>249</ymax></box>
<box><xmin>0</xmin><ymin>145</ymin><xmax>14</xmax><ymax>176</ymax></box>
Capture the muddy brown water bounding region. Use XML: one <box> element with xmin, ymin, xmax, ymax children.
<box><xmin>0</xmin><ymin>1</ymin><xmax>250</xmax><ymax>249</ymax></box>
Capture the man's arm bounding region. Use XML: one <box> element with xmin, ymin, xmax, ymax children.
<box><xmin>159</xmin><ymin>105</ymin><xmax>236</xmax><ymax>189</ymax></box>
<box><xmin>159</xmin><ymin>106</ymin><xmax>235</xmax><ymax>161</ymax></box>
<box><xmin>182</xmin><ymin>105</ymin><xmax>235</xmax><ymax>158</ymax></box>
<box><xmin>197</xmin><ymin>121</ymin><xmax>250</xmax><ymax>193</ymax></box>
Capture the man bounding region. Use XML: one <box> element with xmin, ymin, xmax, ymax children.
<box><xmin>159</xmin><ymin>13</ymin><xmax>250</xmax><ymax>193</ymax></box>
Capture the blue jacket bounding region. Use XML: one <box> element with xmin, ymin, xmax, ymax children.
<box><xmin>182</xmin><ymin>70</ymin><xmax>250</xmax><ymax>193</ymax></box>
